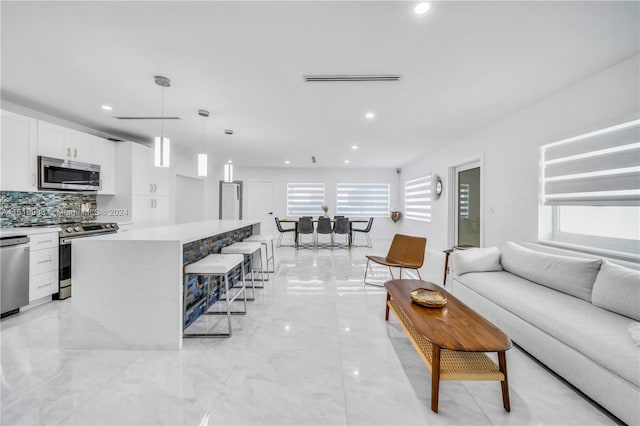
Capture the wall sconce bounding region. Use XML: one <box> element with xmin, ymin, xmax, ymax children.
<box><xmin>391</xmin><ymin>211</ymin><xmax>402</xmax><ymax>223</ymax></box>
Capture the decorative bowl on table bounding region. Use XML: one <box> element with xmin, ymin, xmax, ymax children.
<box><xmin>410</xmin><ymin>288</ymin><xmax>447</xmax><ymax>308</ymax></box>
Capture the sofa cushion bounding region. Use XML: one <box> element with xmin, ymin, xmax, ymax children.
<box><xmin>451</xmin><ymin>247</ymin><xmax>502</xmax><ymax>276</ymax></box>
<box><xmin>592</xmin><ymin>261</ymin><xmax>640</xmax><ymax>321</ymax></box>
<box><xmin>501</xmin><ymin>241</ymin><xmax>602</xmax><ymax>301</ymax></box>
<box><xmin>454</xmin><ymin>271</ymin><xmax>640</xmax><ymax>387</ymax></box>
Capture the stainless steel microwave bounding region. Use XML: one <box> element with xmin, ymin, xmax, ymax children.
<box><xmin>38</xmin><ymin>156</ymin><xmax>101</xmax><ymax>191</ymax></box>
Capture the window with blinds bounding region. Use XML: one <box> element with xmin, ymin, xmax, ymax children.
<box><xmin>336</xmin><ymin>183</ymin><xmax>390</xmax><ymax>217</ymax></box>
<box><xmin>404</xmin><ymin>175</ymin><xmax>432</xmax><ymax>222</ymax></box>
<box><xmin>542</xmin><ymin>120</ymin><xmax>640</xmax><ymax>206</ymax></box>
<box><xmin>286</xmin><ymin>183</ymin><xmax>325</xmax><ymax>216</ymax></box>
<box><xmin>541</xmin><ymin>119</ymin><xmax>640</xmax><ymax>258</ymax></box>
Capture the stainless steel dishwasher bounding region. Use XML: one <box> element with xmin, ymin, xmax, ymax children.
<box><xmin>1</xmin><ymin>235</ymin><xmax>30</xmax><ymax>318</ymax></box>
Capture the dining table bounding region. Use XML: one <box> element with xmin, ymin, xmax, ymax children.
<box><xmin>279</xmin><ymin>218</ymin><xmax>368</xmax><ymax>248</ymax></box>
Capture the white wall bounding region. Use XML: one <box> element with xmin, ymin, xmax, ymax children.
<box><xmin>399</xmin><ymin>54</ymin><xmax>640</xmax><ymax>283</ymax></box>
<box><xmin>234</xmin><ymin>166</ymin><xmax>401</xmax><ymax>242</ymax></box>
<box><xmin>175</xmin><ymin>175</ymin><xmax>205</xmax><ymax>224</ymax></box>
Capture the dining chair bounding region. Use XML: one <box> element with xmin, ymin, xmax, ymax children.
<box><xmin>351</xmin><ymin>217</ymin><xmax>374</xmax><ymax>248</ymax></box>
<box><xmin>297</xmin><ymin>216</ymin><xmax>314</xmax><ymax>249</ymax></box>
<box><xmin>274</xmin><ymin>217</ymin><xmax>296</xmax><ymax>247</ymax></box>
<box><xmin>316</xmin><ymin>216</ymin><xmax>333</xmax><ymax>249</ymax></box>
<box><xmin>333</xmin><ymin>217</ymin><xmax>352</xmax><ymax>249</ymax></box>
<box><xmin>364</xmin><ymin>233</ymin><xmax>427</xmax><ymax>286</ymax></box>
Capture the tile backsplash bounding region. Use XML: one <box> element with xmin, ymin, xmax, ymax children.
<box><xmin>0</xmin><ymin>191</ymin><xmax>97</xmax><ymax>227</ymax></box>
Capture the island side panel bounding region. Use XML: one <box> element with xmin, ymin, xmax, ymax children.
<box><xmin>71</xmin><ymin>239</ymin><xmax>183</xmax><ymax>350</ymax></box>
<box><xmin>182</xmin><ymin>225</ymin><xmax>253</xmax><ymax>329</ymax></box>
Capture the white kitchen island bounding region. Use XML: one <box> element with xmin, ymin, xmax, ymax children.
<box><xmin>71</xmin><ymin>220</ymin><xmax>260</xmax><ymax>350</ymax></box>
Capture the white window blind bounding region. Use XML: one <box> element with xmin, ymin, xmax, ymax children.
<box><xmin>336</xmin><ymin>183</ymin><xmax>390</xmax><ymax>217</ymax></box>
<box><xmin>542</xmin><ymin>120</ymin><xmax>640</xmax><ymax>206</ymax></box>
<box><xmin>286</xmin><ymin>183</ymin><xmax>325</xmax><ymax>216</ymax></box>
<box><xmin>404</xmin><ymin>175</ymin><xmax>432</xmax><ymax>222</ymax></box>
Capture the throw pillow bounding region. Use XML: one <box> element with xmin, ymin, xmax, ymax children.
<box><xmin>500</xmin><ymin>241</ymin><xmax>602</xmax><ymax>301</ymax></box>
<box><xmin>451</xmin><ymin>247</ymin><xmax>502</xmax><ymax>276</ymax></box>
<box><xmin>628</xmin><ymin>323</ymin><xmax>640</xmax><ymax>347</ymax></box>
<box><xmin>592</xmin><ymin>261</ymin><xmax>640</xmax><ymax>321</ymax></box>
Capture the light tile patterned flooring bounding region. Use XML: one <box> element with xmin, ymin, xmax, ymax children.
<box><xmin>1</xmin><ymin>242</ymin><xmax>620</xmax><ymax>425</ymax></box>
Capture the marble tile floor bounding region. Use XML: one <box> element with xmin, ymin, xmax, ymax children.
<box><xmin>0</xmin><ymin>242</ymin><xmax>621</xmax><ymax>425</ymax></box>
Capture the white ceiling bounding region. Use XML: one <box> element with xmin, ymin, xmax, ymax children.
<box><xmin>2</xmin><ymin>1</ymin><xmax>638</xmax><ymax>168</ymax></box>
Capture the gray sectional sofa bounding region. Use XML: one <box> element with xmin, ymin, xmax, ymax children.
<box><xmin>449</xmin><ymin>242</ymin><xmax>640</xmax><ymax>425</ymax></box>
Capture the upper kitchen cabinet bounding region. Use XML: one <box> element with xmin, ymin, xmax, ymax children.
<box><xmin>1</xmin><ymin>110</ymin><xmax>38</xmax><ymax>192</ymax></box>
<box><xmin>37</xmin><ymin>120</ymin><xmax>116</xmax><ymax>194</ymax></box>
<box><xmin>96</xmin><ymin>137</ymin><xmax>115</xmax><ymax>195</ymax></box>
<box><xmin>131</xmin><ymin>141</ymin><xmax>169</xmax><ymax>196</ymax></box>
<box><xmin>37</xmin><ymin>121</ymin><xmax>96</xmax><ymax>163</ymax></box>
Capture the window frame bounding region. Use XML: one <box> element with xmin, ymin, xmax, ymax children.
<box><xmin>286</xmin><ymin>182</ymin><xmax>325</xmax><ymax>217</ymax></box>
<box><xmin>335</xmin><ymin>182</ymin><xmax>390</xmax><ymax>217</ymax></box>
<box><xmin>539</xmin><ymin>119</ymin><xmax>640</xmax><ymax>262</ymax></box>
<box><xmin>404</xmin><ymin>175</ymin><xmax>432</xmax><ymax>223</ymax></box>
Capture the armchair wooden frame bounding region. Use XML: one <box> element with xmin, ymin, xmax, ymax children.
<box><xmin>364</xmin><ymin>234</ymin><xmax>427</xmax><ymax>287</ymax></box>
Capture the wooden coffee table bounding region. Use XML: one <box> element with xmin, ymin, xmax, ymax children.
<box><xmin>384</xmin><ymin>279</ymin><xmax>512</xmax><ymax>413</ymax></box>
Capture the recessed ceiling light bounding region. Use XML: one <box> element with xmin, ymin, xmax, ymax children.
<box><xmin>415</xmin><ymin>2</ymin><xmax>430</xmax><ymax>14</ymax></box>
<box><xmin>365</xmin><ymin>112</ymin><xmax>375</xmax><ymax>119</ymax></box>
<box><xmin>351</xmin><ymin>145</ymin><xmax>358</xmax><ymax>150</ymax></box>
<box><xmin>285</xmin><ymin>160</ymin><xmax>290</xmax><ymax>164</ymax></box>
<box><xmin>101</xmin><ymin>105</ymin><xmax>112</xmax><ymax>111</ymax></box>
<box><xmin>345</xmin><ymin>160</ymin><xmax>350</xmax><ymax>164</ymax></box>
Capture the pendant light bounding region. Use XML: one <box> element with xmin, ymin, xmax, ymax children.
<box><xmin>154</xmin><ymin>75</ymin><xmax>171</xmax><ymax>168</ymax></box>
<box><xmin>197</xmin><ymin>110</ymin><xmax>209</xmax><ymax>177</ymax></box>
<box><xmin>223</xmin><ymin>129</ymin><xmax>234</xmax><ymax>182</ymax></box>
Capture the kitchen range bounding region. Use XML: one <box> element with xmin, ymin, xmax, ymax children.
<box><xmin>57</xmin><ymin>222</ymin><xmax>119</xmax><ymax>299</ymax></box>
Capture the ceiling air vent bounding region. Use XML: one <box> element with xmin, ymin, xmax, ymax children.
<box><xmin>303</xmin><ymin>74</ymin><xmax>402</xmax><ymax>82</ymax></box>
<box><xmin>114</xmin><ymin>117</ymin><xmax>180</xmax><ymax>120</ymax></box>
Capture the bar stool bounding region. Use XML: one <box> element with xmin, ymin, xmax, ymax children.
<box><xmin>243</xmin><ymin>234</ymin><xmax>275</xmax><ymax>273</ymax></box>
<box><xmin>183</xmin><ymin>253</ymin><xmax>247</xmax><ymax>338</ymax></box>
<box><xmin>221</xmin><ymin>242</ymin><xmax>265</xmax><ymax>292</ymax></box>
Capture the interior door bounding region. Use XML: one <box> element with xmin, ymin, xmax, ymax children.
<box><xmin>247</xmin><ymin>180</ymin><xmax>275</xmax><ymax>236</ymax></box>
<box><xmin>455</xmin><ymin>163</ymin><xmax>481</xmax><ymax>247</ymax></box>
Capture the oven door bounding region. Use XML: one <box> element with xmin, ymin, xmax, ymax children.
<box><xmin>56</xmin><ymin>239</ymin><xmax>72</xmax><ymax>299</ymax></box>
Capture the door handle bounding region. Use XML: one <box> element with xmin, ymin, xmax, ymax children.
<box><xmin>268</xmin><ymin>212</ymin><xmax>273</xmax><ymax>215</ymax></box>
<box><xmin>67</xmin><ymin>148</ymin><xmax>71</xmax><ymax>157</ymax></box>
<box><xmin>74</xmin><ymin>148</ymin><xmax>78</xmax><ymax>158</ymax></box>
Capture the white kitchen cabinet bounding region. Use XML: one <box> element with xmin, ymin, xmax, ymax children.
<box><xmin>1</xmin><ymin>110</ymin><xmax>38</xmax><ymax>192</ymax></box>
<box><xmin>38</xmin><ymin>120</ymin><xmax>97</xmax><ymax>163</ymax></box>
<box><xmin>37</xmin><ymin>120</ymin><xmax>67</xmax><ymax>159</ymax></box>
<box><xmin>96</xmin><ymin>137</ymin><xmax>115</xmax><ymax>194</ymax></box>
<box><xmin>131</xmin><ymin>142</ymin><xmax>169</xmax><ymax>196</ymax></box>
<box><xmin>132</xmin><ymin>195</ymin><xmax>169</xmax><ymax>229</ymax></box>
<box><xmin>103</xmin><ymin>142</ymin><xmax>171</xmax><ymax>229</ymax></box>
<box><xmin>29</xmin><ymin>231</ymin><xmax>59</xmax><ymax>301</ymax></box>
<box><xmin>67</xmin><ymin>129</ymin><xmax>96</xmax><ymax>163</ymax></box>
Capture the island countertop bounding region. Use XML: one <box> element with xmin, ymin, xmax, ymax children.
<box><xmin>71</xmin><ymin>219</ymin><xmax>260</xmax><ymax>350</ymax></box>
<box><xmin>94</xmin><ymin>219</ymin><xmax>260</xmax><ymax>244</ymax></box>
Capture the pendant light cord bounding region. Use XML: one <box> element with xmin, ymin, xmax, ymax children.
<box><xmin>161</xmin><ymin>86</ymin><xmax>164</xmax><ymax>139</ymax></box>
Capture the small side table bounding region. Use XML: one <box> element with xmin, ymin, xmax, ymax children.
<box><xmin>442</xmin><ymin>245</ymin><xmax>475</xmax><ymax>286</ymax></box>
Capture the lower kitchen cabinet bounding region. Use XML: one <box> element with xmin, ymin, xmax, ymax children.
<box><xmin>29</xmin><ymin>232</ymin><xmax>59</xmax><ymax>301</ymax></box>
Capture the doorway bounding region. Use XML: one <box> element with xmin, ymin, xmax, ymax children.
<box><xmin>451</xmin><ymin>161</ymin><xmax>482</xmax><ymax>247</ymax></box>
<box><xmin>247</xmin><ymin>180</ymin><xmax>275</xmax><ymax>236</ymax></box>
